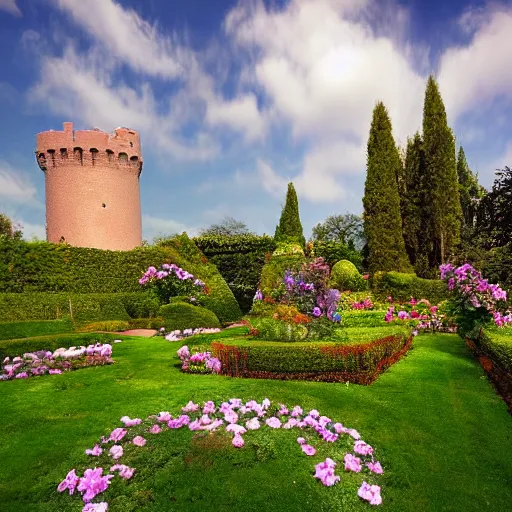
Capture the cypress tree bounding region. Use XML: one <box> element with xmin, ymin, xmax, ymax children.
<box><xmin>422</xmin><ymin>75</ymin><xmax>462</xmax><ymax>267</ymax></box>
<box><xmin>457</xmin><ymin>146</ymin><xmax>483</xmax><ymax>228</ymax></box>
<box><xmin>363</xmin><ymin>102</ymin><xmax>412</xmax><ymax>274</ymax></box>
<box><xmin>275</xmin><ymin>182</ymin><xmax>306</xmax><ymax>247</ymax></box>
<box><xmin>401</xmin><ymin>133</ymin><xmax>426</xmax><ymax>269</ymax></box>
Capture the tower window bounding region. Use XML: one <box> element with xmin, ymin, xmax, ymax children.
<box><xmin>102</xmin><ymin>203</ymin><xmax>106</xmax><ymax>208</ymax></box>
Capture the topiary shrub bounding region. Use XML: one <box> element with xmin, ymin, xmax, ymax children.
<box><xmin>77</xmin><ymin>320</ymin><xmax>131</xmax><ymax>333</ymax></box>
<box><xmin>158</xmin><ymin>302</ymin><xmax>221</xmax><ymax>331</ymax></box>
<box><xmin>331</xmin><ymin>260</ymin><xmax>365</xmax><ymax>292</ymax></box>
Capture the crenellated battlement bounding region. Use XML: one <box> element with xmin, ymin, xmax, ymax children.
<box><xmin>35</xmin><ymin>122</ymin><xmax>143</xmax><ymax>175</ymax></box>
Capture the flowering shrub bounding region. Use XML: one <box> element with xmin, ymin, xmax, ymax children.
<box><xmin>1</xmin><ymin>343</ymin><xmax>113</xmax><ymax>381</ymax></box>
<box><xmin>163</xmin><ymin>327</ymin><xmax>221</xmax><ymax>342</ymax></box>
<box><xmin>273</xmin><ymin>242</ymin><xmax>305</xmax><ymax>256</ymax></box>
<box><xmin>139</xmin><ymin>263</ymin><xmax>207</xmax><ymax>304</ymax></box>
<box><xmin>440</xmin><ymin>263</ymin><xmax>511</xmax><ymax>334</ymax></box>
<box><xmin>177</xmin><ymin>345</ymin><xmax>222</xmax><ymax>374</ymax></box>
<box><xmin>352</xmin><ymin>297</ymin><xmax>374</xmax><ymax>310</ymax></box>
<box><xmin>58</xmin><ymin>398</ymin><xmax>384</xmax><ymax>509</ymax></box>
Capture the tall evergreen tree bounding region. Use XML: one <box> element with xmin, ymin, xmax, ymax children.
<box><xmin>401</xmin><ymin>132</ymin><xmax>426</xmax><ymax>268</ymax></box>
<box><xmin>363</xmin><ymin>102</ymin><xmax>412</xmax><ymax>274</ymax></box>
<box><xmin>422</xmin><ymin>75</ymin><xmax>462</xmax><ymax>268</ymax></box>
<box><xmin>457</xmin><ymin>146</ymin><xmax>484</xmax><ymax>228</ymax></box>
<box><xmin>275</xmin><ymin>182</ymin><xmax>306</xmax><ymax>247</ymax></box>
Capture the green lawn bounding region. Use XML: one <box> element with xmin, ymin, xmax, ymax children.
<box><xmin>0</xmin><ymin>333</ymin><xmax>511</xmax><ymax>511</ymax></box>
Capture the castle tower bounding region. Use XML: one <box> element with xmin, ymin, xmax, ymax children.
<box><xmin>36</xmin><ymin>122</ymin><xmax>143</xmax><ymax>251</ymax></box>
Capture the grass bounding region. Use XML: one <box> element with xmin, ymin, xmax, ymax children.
<box><xmin>0</xmin><ymin>333</ymin><xmax>511</xmax><ymax>511</ymax></box>
<box><xmin>0</xmin><ymin>319</ymin><xmax>74</xmax><ymax>341</ymax></box>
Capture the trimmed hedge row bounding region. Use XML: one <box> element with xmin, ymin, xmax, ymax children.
<box><xmin>0</xmin><ymin>234</ymin><xmax>242</xmax><ymax>323</ymax></box>
<box><xmin>0</xmin><ymin>319</ymin><xmax>74</xmax><ymax>341</ymax></box>
<box><xmin>341</xmin><ymin>310</ymin><xmax>388</xmax><ymax>328</ymax></box>
<box><xmin>0</xmin><ymin>333</ymin><xmax>117</xmax><ymax>360</ymax></box>
<box><xmin>0</xmin><ymin>293</ymin><xmax>159</xmax><ymax>322</ymax></box>
<box><xmin>159</xmin><ymin>302</ymin><xmax>221</xmax><ymax>331</ymax></box>
<box><xmin>211</xmin><ymin>330</ymin><xmax>412</xmax><ymax>384</ymax></box>
<box><xmin>194</xmin><ymin>235</ymin><xmax>276</xmax><ymax>314</ymax></box>
<box><xmin>466</xmin><ymin>328</ymin><xmax>512</xmax><ymax>410</ymax></box>
<box><xmin>372</xmin><ymin>271</ymin><xmax>448</xmax><ymax>303</ymax></box>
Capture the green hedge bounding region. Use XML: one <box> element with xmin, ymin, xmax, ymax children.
<box><xmin>372</xmin><ymin>271</ymin><xmax>448</xmax><ymax>303</ymax></box>
<box><xmin>0</xmin><ymin>333</ymin><xmax>117</xmax><ymax>360</ymax></box>
<box><xmin>128</xmin><ymin>318</ymin><xmax>165</xmax><ymax>330</ymax></box>
<box><xmin>159</xmin><ymin>302</ymin><xmax>221</xmax><ymax>331</ymax></box>
<box><xmin>193</xmin><ymin>235</ymin><xmax>276</xmax><ymax>314</ymax></box>
<box><xmin>311</xmin><ymin>241</ymin><xmax>363</xmax><ymax>270</ymax></box>
<box><xmin>341</xmin><ymin>310</ymin><xmax>388</xmax><ymax>328</ymax></box>
<box><xmin>470</xmin><ymin>328</ymin><xmax>512</xmax><ymax>374</ymax></box>
<box><xmin>331</xmin><ymin>260</ymin><xmax>365</xmax><ymax>292</ymax></box>
<box><xmin>258</xmin><ymin>254</ymin><xmax>306</xmax><ymax>298</ymax></box>
<box><xmin>211</xmin><ymin>327</ymin><xmax>411</xmax><ymax>383</ymax></box>
<box><xmin>78</xmin><ymin>320</ymin><xmax>131</xmax><ymax>333</ymax></box>
<box><xmin>0</xmin><ymin>234</ymin><xmax>241</xmax><ymax>323</ymax></box>
<box><xmin>0</xmin><ymin>319</ymin><xmax>74</xmax><ymax>341</ymax></box>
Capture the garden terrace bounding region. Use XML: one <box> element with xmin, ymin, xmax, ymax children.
<box><xmin>0</xmin><ymin>333</ymin><xmax>511</xmax><ymax>510</ymax></box>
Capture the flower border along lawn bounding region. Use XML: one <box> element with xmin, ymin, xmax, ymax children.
<box><xmin>0</xmin><ymin>333</ymin><xmax>511</xmax><ymax>511</ymax></box>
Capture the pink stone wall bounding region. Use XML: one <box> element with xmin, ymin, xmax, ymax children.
<box><xmin>36</xmin><ymin>122</ymin><xmax>143</xmax><ymax>251</ymax></box>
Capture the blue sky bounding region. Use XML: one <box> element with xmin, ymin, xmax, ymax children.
<box><xmin>1</xmin><ymin>0</ymin><xmax>512</xmax><ymax>242</ymax></box>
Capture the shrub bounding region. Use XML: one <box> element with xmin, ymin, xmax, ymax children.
<box><xmin>311</xmin><ymin>241</ymin><xmax>363</xmax><ymax>270</ymax></box>
<box><xmin>274</xmin><ymin>182</ymin><xmax>306</xmax><ymax>247</ymax></box>
<box><xmin>158</xmin><ymin>302</ymin><xmax>221</xmax><ymax>331</ymax></box>
<box><xmin>0</xmin><ymin>319</ymin><xmax>74</xmax><ymax>341</ymax></box>
<box><xmin>249</xmin><ymin>318</ymin><xmax>309</xmax><ymax>342</ymax></box>
<box><xmin>128</xmin><ymin>318</ymin><xmax>165</xmax><ymax>330</ymax></box>
<box><xmin>341</xmin><ymin>310</ymin><xmax>388</xmax><ymax>328</ymax></box>
<box><xmin>118</xmin><ymin>293</ymin><xmax>160</xmax><ymax>318</ymax></box>
<box><xmin>211</xmin><ymin>330</ymin><xmax>412</xmax><ymax>384</ymax></box>
<box><xmin>331</xmin><ymin>260</ymin><xmax>365</xmax><ymax>292</ymax></box>
<box><xmin>468</xmin><ymin>328</ymin><xmax>512</xmax><ymax>375</ymax></box>
<box><xmin>78</xmin><ymin>320</ymin><xmax>131</xmax><ymax>333</ymax></box>
<box><xmin>273</xmin><ymin>242</ymin><xmax>305</xmax><ymax>257</ymax></box>
<box><xmin>372</xmin><ymin>271</ymin><xmax>448</xmax><ymax>304</ymax></box>
<box><xmin>258</xmin><ymin>255</ymin><xmax>305</xmax><ymax>298</ymax></box>
<box><xmin>0</xmin><ymin>333</ymin><xmax>116</xmax><ymax>360</ymax></box>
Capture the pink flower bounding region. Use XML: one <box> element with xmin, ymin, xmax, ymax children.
<box><xmin>354</xmin><ymin>440</ymin><xmax>373</xmax><ymax>456</ymax></box>
<box><xmin>57</xmin><ymin>469</ymin><xmax>79</xmax><ymax>494</ymax></box>
<box><xmin>77</xmin><ymin>467</ymin><xmax>114</xmax><ymax>503</ymax></box>
<box><xmin>333</xmin><ymin>423</ymin><xmax>347</xmax><ymax>434</ymax></box>
<box><xmin>232</xmin><ymin>435</ymin><xmax>244</xmax><ymax>448</ymax></box>
<box><xmin>203</xmin><ymin>419</ymin><xmax>223</xmax><ymax>431</ymax></box>
<box><xmin>318</xmin><ymin>416</ymin><xmax>331</xmax><ymax>427</ymax></box>
<box><xmin>358</xmin><ymin>481</ymin><xmax>382</xmax><ymax>505</ymax></box>
<box><xmin>344</xmin><ymin>453</ymin><xmax>362</xmax><ymax>472</ymax></box>
<box><xmin>262</xmin><ymin>398</ymin><xmax>271</xmax><ymax>409</ymax></box>
<box><xmin>15</xmin><ymin>372</ymin><xmax>29</xmax><ymax>379</ymax></box>
<box><xmin>301</xmin><ymin>444</ymin><xmax>316</xmax><ymax>456</ymax></box>
<box><xmin>367</xmin><ymin>461</ymin><xmax>384</xmax><ymax>474</ymax></box>
<box><xmin>265</xmin><ymin>417</ymin><xmax>281</xmax><ymax>428</ymax></box>
<box><xmin>148</xmin><ymin>424</ymin><xmax>162</xmax><ymax>434</ymax></box>
<box><xmin>309</xmin><ymin>409</ymin><xmax>320</xmax><ymax>418</ymax></box>
<box><xmin>283</xmin><ymin>418</ymin><xmax>298</xmax><ymax>429</ymax></box>
<box><xmin>188</xmin><ymin>419</ymin><xmax>202</xmax><ymax>431</ymax></box>
<box><xmin>245</xmin><ymin>418</ymin><xmax>260</xmax><ymax>430</ymax></box>
<box><xmin>132</xmin><ymin>436</ymin><xmax>146</xmax><ymax>447</ymax></box>
<box><xmin>347</xmin><ymin>429</ymin><xmax>360</xmax><ymax>440</ymax></box>
<box><xmin>49</xmin><ymin>369</ymin><xmax>62</xmax><ymax>375</ymax></box>
<box><xmin>110</xmin><ymin>464</ymin><xmax>135</xmax><ymax>480</ymax></box>
<box><xmin>314</xmin><ymin>458</ymin><xmax>340</xmax><ymax>487</ymax></box>
<box><xmin>224</xmin><ymin>410</ymin><xmax>239</xmax><ymax>424</ymax></box>
<box><xmin>182</xmin><ymin>401</ymin><xmax>199</xmax><ymax>413</ymax></box>
<box><xmin>156</xmin><ymin>411</ymin><xmax>171</xmax><ymax>423</ymax></box>
<box><xmin>109</xmin><ymin>445</ymin><xmax>123</xmax><ymax>460</ymax></box>
<box><xmin>85</xmin><ymin>445</ymin><xmax>103</xmax><ymax>456</ymax></box>
<box><xmin>120</xmin><ymin>416</ymin><xmax>142</xmax><ymax>427</ymax></box>
<box><xmin>291</xmin><ymin>405</ymin><xmax>303</xmax><ymax>417</ymax></box>
<box><xmin>200</xmin><ymin>414</ymin><xmax>212</xmax><ymax>425</ymax></box>
<box><xmin>278</xmin><ymin>405</ymin><xmax>289</xmax><ymax>416</ymax></box>
<box><xmin>109</xmin><ymin>428</ymin><xmax>127</xmax><ymax>442</ymax></box>
<box><xmin>296</xmin><ymin>437</ymin><xmax>306</xmax><ymax>445</ymax></box>
<box><xmin>226</xmin><ymin>424</ymin><xmax>247</xmax><ymax>436</ymax></box>
<box><xmin>82</xmin><ymin>503</ymin><xmax>109</xmax><ymax>512</ymax></box>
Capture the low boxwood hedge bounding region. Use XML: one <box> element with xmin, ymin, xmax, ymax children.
<box><xmin>341</xmin><ymin>310</ymin><xmax>387</xmax><ymax>328</ymax></box>
<box><xmin>211</xmin><ymin>326</ymin><xmax>412</xmax><ymax>384</ymax></box>
<box><xmin>0</xmin><ymin>332</ymin><xmax>117</xmax><ymax>360</ymax></box>
<box><xmin>77</xmin><ymin>320</ymin><xmax>131</xmax><ymax>333</ymax></box>
<box><xmin>0</xmin><ymin>319</ymin><xmax>74</xmax><ymax>341</ymax></box>
<box><xmin>159</xmin><ymin>302</ymin><xmax>221</xmax><ymax>331</ymax></box>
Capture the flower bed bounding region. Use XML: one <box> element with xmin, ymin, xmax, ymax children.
<box><xmin>210</xmin><ymin>330</ymin><xmax>413</xmax><ymax>384</ymax></box>
<box><xmin>162</xmin><ymin>327</ymin><xmax>221</xmax><ymax>342</ymax></box>
<box><xmin>57</xmin><ymin>398</ymin><xmax>384</xmax><ymax>510</ymax></box>
<box><xmin>1</xmin><ymin>343</ymin><xmax>114</xmax><ymax>381</ymax></box>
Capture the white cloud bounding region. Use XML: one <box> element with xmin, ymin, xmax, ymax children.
<box><xmin>0</xmin><ymin>161</ymin><xmax>37</xmax><ymax>202</ymax></box>
<box><xmin>0</xmin><ymin>0</ymin><xmax>21</xmax><ymax>17</ymax></box>
<box><xmin>20</xmin><ymin>221</ymin><xmax>46</xmax><ymax>241</ymax></box>
<box><xmin>142</xmin><ymin>214</ymin><xmax>198</xmax><ymax>241</ymax></box>
<box><xmin>438</xmin><ymin>7</ymin><xmax>512</xmax><ymax>120</ymax></box>
<box><xmin>257</xmin><ymin>160</ymin><xmax>289</xmax><ymax>197</ymax></box>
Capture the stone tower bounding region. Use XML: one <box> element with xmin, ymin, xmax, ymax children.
<box><xmin>36</xmin><ymin>122</ymin><xmax>143</xmax><ymax>251</ymax></box>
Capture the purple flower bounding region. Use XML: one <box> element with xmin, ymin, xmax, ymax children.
<box><xmin>291</xmin><ymin>405</ymin><xmax>303</xmax><ymax>417</ymax></box>
<box><xmin>77</xmin><ymin>468</ymin><xmax>114</xmax><ymax>503</ymax></box>
<box><xmin>226</xmin><ymin>424</ymin><xmax>247</xmax><ymax>436</ymax></box>
<box><xmin>110</xmin><ymin>464</ymin><xmax>135</xmax><ymax>480</ymax></box>
<box><xmin>109</xmin><ymin>428</ymin><xmax>127</xmax><ymax>442</ymax></box>
<box><xmin>265</xmin><ymin>417</ymin><xmax>281</xmax><ymax>428</ymax></box>
<box><xmin>312</xmin><ymin>307</ymin><xmax>322</xmax><ymax>317</ymax></box>
<box><xmin>120</xmin><ymin>416</ymin><xmax>142</xmax><ymax>427</ymax></box>
<box><xmin>397</xmin><ymin>311</ymin><xmax>408</xmax><ymax>320</ymax></box>
<box><xmin>344</xmin><ymin>453</ymin><xmax>362</xmax><ymax>472</ymax></box>
<box><xmin>109</xmin><ymin>445</ymin><xmax>123</xmax><ymax>460</ymax></box>
<box><xmin>202</xmin><ymin>401</ymin><xmax>216</xmax><ymax>414</ymax></box>
<box><xmin>148</xmin><ymin>424</ymin><xmax>162</xmax><ymax>434</ymax></box>
<box><xmin>314</xmin><ymin>458</ymin><xmax>340</xmax><ymax>487</ymax></box>
<box><xmin>301</xmin><ymin>444</ymin><xmax>316</xmax><ymax>456</ymax></box>
<box><xmin>367</xmin><ymin>461</ymin><xmax>384</xmax><ymax>474</ymax></box>
<box><xmin>15</xmin><ymin>372</ymin><xmax>29</xmax><ymax>379</ymax></box>
<box><xmin>253</xmin><ymin>289</ymin><xmax>263</xmax><ymax>301</ymax></box>
<box><xmin>232</xmin><ymin>435</ymin><xmax>244</xmax><ymax>448</ymax></box>
<box><xmin>354</xmin><ymin>440</ymin><xmax>373</xmax><ymax>456</ymax></box>
<box><xmin>182</xmin><ymin>401</ymin><xmax>199</xmax><ymax>413</ymax></box>
<box><xmin>246</xmin><ymin>418</ymin><xmax>261</xmax><ymax>430</ymax></box>
<box><xmin>85</xmin><ymin>445</ymin><xmax>103</xmax><ymax>457</ymax></box>
<box><xmin>132</xmin><ymin>436</ymin><xmax>146</xmax><ymax>447</ymax></box>
<box><xmin>358</xmin><ymin>481</ymin><xmax>382</xmax><ymax>506</ymax></box>
<box><xmin>297</xmin><ymin>437</ymin><xmax>306</xmax><ymax>445</ymax></box>
<box><xmin>57</xmin><ymin>469</ymin><xmax>79</xmax><ymax>495</ymax></box>
<box><xmin>156</xmin><ymin>412</ymin><xmax>171</xmax><ymax>423</ymax></box>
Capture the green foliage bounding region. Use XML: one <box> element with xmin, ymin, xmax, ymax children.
<box><xmin>117</xmin><ymin>293</ymin><xmax>161</xmax><ymax>319</ymax></box>
<box><xmin>401</xmin><ymin>133</ymin><xmax>426</xmax><ymax>268</ymax></box>
<box><xmin>0</xmin><ymin>319</ymin><xmax>74</xmax><ymax>341</ymax></box>
<box><xmin>258</xmin><ymin>254</ymin><xmax>305</xmax><ymax>298</ymax></box>
<box><xmin>250</xmin><ymin>318</ymin><xmax>309</xmax><ymax>342</ymax></box>
<box><xmin>78</xmin><ymin>320</ymin><xmax>131</xmax><ymax>333</ymax></box>
<box><xmin>372</xmin><ymin>271</ymin><xmax>448</xmax><ymax>303</ymax></box>
<box><xmin>422</xmin><ymin>75</ymin><xmax>462</xmax><ymax>268</ymax></box>
<box><xmin>275</xmin><ymin>183</ymin><xmax>306</xmax><ymax>247</ymax></box>
<box><xmin>457</xmin><ymin>147</ymin><xmax>484</xmax><ymax>229</ymax></box>
<box><xmin>363</xmin><ymin>102</ymin><xmax>412</xmax><ymax>274</ymax></box>
<box><xmin>311</xmin><ymin>214</ymin><xmax>365</xmax><ymax>249</ymax></box>
<box><xmin>273</xmin><ymin>242</ymin><xmax>305</xmax><ymax>256</ymax></box>
<box><xmin>198</xmin><ymin>216</ymin><xmax>254</xmax><ymax>236</ymax></box>
<box><xmin>128</xmin><ymin>317</ymin><xmax>165</xmax><ymax>330</ymax></box>
<box><xmin>311</xmin><ymin>240</ymin><xmax>363</xmax><ymax>270</ymax></box>
<box><xmin>158</xmin><ymin>302</ymin><xmax>221</xmax><ymax>331</ymax></box>
<box><xmin>194</xmin><ymin>235</ymin><xmax>276</xmax><ymax>314</ymax></box>
<box><xmin>341</xmin><ymin>310</ymin><xmax>388</xmax><ymax>328</ymax></box>
<box><xmin>0</xmin><ymin>332</ymin><xmax>116</xmax><ymax>360</ymax></box>
<box><xmin>469</xmin><ymin>327</ymin><xmax>512</xmax><ymax>374</ymax></box>
<box><xmin>331</xmin><ymin>260</ymin><xmax>365</xmax><ymax>291</ymax></box>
